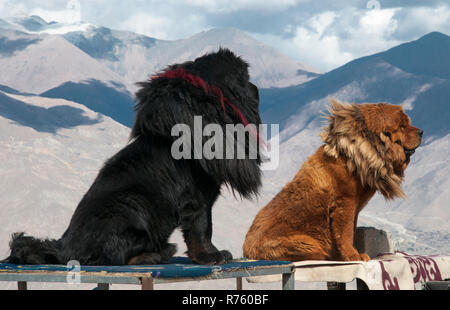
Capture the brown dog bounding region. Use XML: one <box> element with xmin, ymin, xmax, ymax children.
<box><xmin>243</xmin><ymin>99</ymin><xmax>423</xmax><ymax>262</ymax></box>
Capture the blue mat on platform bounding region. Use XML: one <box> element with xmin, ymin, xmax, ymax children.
<box><xmin>0</xmin><ymin>257</ymin><xmax>292</xmax><ymax>279</ymax></box>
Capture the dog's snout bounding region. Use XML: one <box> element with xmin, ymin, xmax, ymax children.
<box><xmin>417</xmin><ymin>129</ymin><xmax>424</xmax><ymax>137</ymax></box>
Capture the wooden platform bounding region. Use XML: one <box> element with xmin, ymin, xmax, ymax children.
<box><xmin>247</xmin><ymin>252</ymin><xmax>450</xmax><ymax>290</ymax></box>
<box><xmin>0</xmin><ymin>257</ymin><xmax>296</xmax><ymax>290</ymax></box>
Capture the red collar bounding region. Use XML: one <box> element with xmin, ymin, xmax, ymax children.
<box><xmin>152</xmin><ymin>68</ymin><xmax>266</xmax><ymax>148</ymax></box>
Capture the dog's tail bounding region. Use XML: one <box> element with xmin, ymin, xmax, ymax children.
<box><xmin>1</xmin><ymin>232</ymin><xmax>62</xmax><ymax>265</ymax></box>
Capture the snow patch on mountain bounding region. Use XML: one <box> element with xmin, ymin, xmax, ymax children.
<box><xmin>0</xmin><ymin>15</ymin><xmax>91</xmax><ymax>35</ymax></box>
<box><xmin>0</xmin><ymin>29</ymin><xmax>132</xmax><ymax>94</ymax></box>
<box><xmin>401</xmin><ymin>83</ymin><xmax>432</xmax><ymax>110</ymax></box>
<box><xmin>62</xmin><ymin>26</ymin><xmax>322</xmax><ymax>90</ymax></box>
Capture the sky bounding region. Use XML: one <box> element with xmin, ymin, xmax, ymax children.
<box><xmin>0</xmin><ymin>0</ymin><xmax>449</xmax><ymax>72</ymax></box>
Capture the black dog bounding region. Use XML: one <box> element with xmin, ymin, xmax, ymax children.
<box><xmin>3</xmin><ymin>49</ymin><xmax>262</xmax><ymax>266</ymax></box>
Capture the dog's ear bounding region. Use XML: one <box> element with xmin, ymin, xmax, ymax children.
<box><xmin>321</xmin><ymin>98</ymin><xmax>361</xmax><ymax>141</ymax></box>
<box><xmin>327</xmin><ymin>97</ymin><xmax>360</xmax><ymax>121</ymax></box>
<box><xmin>328</xmin><ymin>97</ymin><xmax>346</xmax><ymax>112</ymax></box>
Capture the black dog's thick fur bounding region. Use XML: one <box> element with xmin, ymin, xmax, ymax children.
<box><xmin>3</xmin><ymin>49</ymin><xmax>262</xmax><ymax>266</ymax></box>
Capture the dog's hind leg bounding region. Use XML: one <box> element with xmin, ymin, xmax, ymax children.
<box><xmin>245</xmin><ymin>234</ymin><xmax>331</xmax><ymax>262</ymax></box>
<box><xmin>127</xmin><ymin>253</ymin><xmax>161</xmax><ymax>265</ymax></box>
<box><xmin>127</xmin><ymin>243</ymin><xmax>177</xmax><ymax>265</ymax></box>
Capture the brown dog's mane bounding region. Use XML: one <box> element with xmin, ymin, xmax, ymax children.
<box><xmin>320</xmin><ymin>98</ymin><xmax>406</xmax><ymax>200</ymax></box>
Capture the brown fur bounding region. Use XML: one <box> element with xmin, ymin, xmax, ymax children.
<box><xmin>243</xmin><ymin>99</ymin><xmax>423</xmax><ymax>262</ymax></box>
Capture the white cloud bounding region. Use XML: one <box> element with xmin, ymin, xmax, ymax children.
<box><xmin>30</xmin><ymin>0</ymin><xmax>81</xmax><ymax>24</ymax></box>
<box><xmin>186</xmin><ymin>0</ymin><xmax>306</xmax><ymax>13</ymax></box>
<box><xmin>118</xmin><ymin>12</ymin><xmax>207</xmax><ymax>40</ymax></box>
<box><xmin>251</xmin><ymin>8</ymin><xmax>407</xmax><ymax>72</ymax></box>
<box><xmin>250</xmin><ymin>11</ymin><xmax>353</xmax><ymax>71</ymax></box>
<box><xmin>0</xmin><ymin>1</ymin><xmax>28</xmax><ymax>17</ymax></box>
<box><xmin>290</xmin><ymin>11</ymin><xmax>354</xmax><ymax>70</ymax></box>
<box><xmin>398</xmin><ymin>5</ymin><xmax>450</xmax><ymax>36</ymax></box>
<box><xmin>360</xmin><ymin>8</ymin><xmax>398</xmax><ymax>36</ymax></box>
<box><xmin>340</xmin><ymin>8</ymin><xmax>402</xmax><ymax>58</ymax></box>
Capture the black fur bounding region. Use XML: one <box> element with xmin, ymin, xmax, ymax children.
<box><xmin>2</xmin><ymin>49</ymin><xmax>262</xmax><ymax>266</ymax></box>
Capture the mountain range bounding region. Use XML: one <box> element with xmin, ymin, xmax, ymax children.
<box><xmin>0</xmin><ymin>15</ymin><xmax>448</xmax><ymax>290</ymax></box>
<box><xmin>261</xmin><ymin>32</ymin><xmax>450</xmax><ymax>143</ymax></box>
<box><xmin>0</xmin><ymin>16</ymin><xmax>321</xmax><ymax>127</ymax></box>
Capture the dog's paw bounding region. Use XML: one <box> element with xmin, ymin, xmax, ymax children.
<box><xmin>218</xmin><ymin>250</ymin><xmax>233</xmax><ymax>262</ymax></box>
<box><xmin>359</xmin><ymin>253</ymin><xmax>371</xmax><ymax>262</ymax></box>
<box><xmin>340</xmin><ymin>248</ymin><xmax>371</xmax><ymax>262</ymax></box>
<box><xmin>192</xmin><ymin>250</ymin><xmax>233</xmax><ymax>265</ymax></box>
